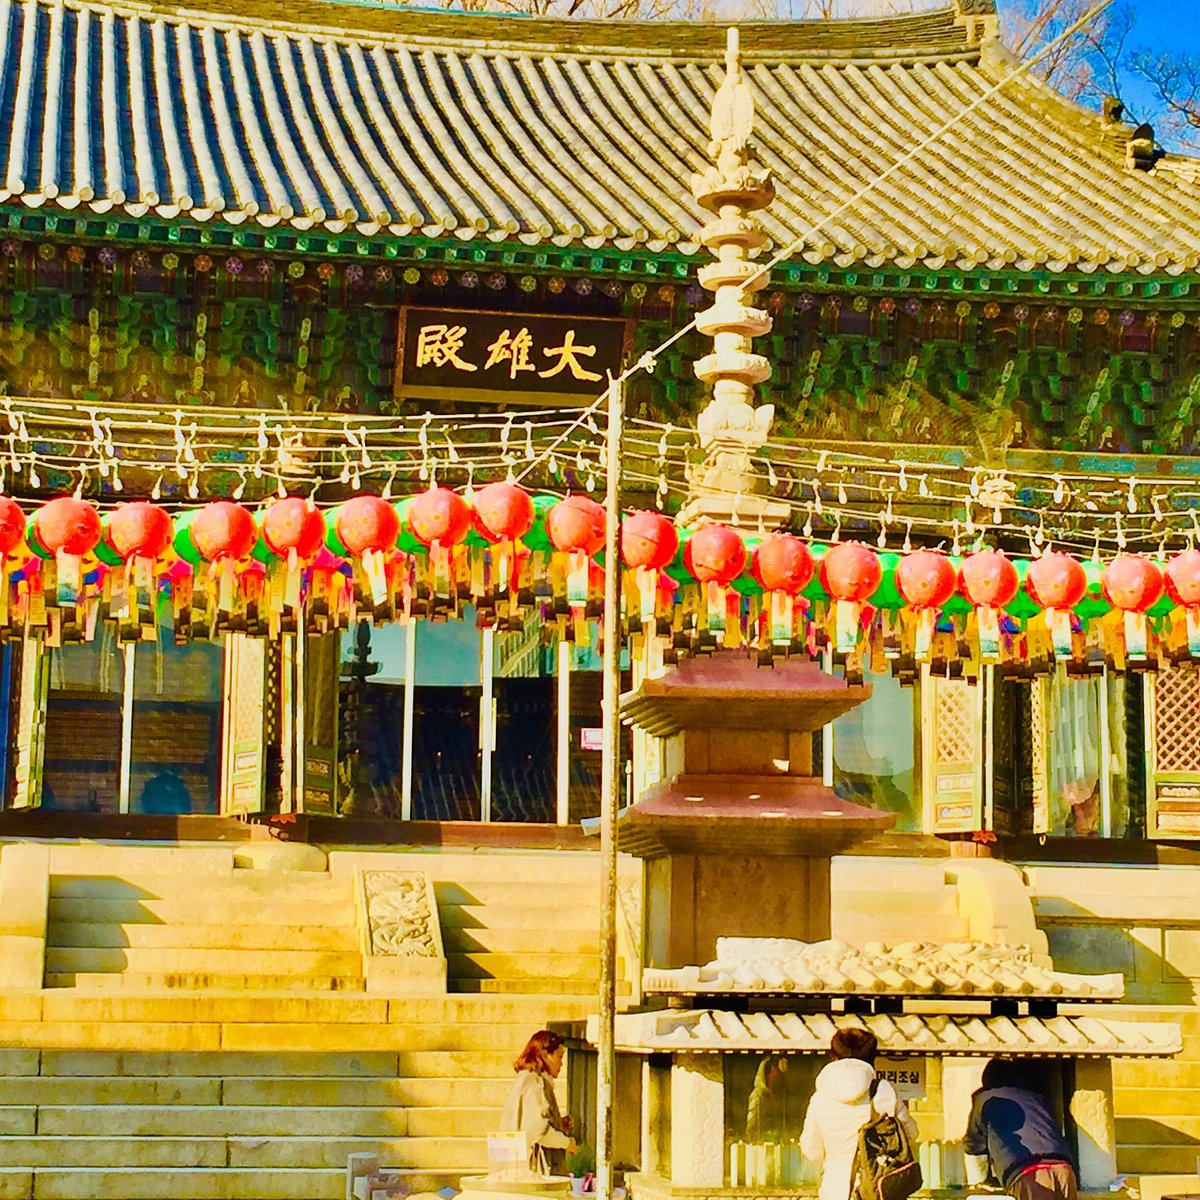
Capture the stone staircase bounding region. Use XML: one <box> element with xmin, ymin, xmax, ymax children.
<box><xmin>45</xmin><ymin>869</ymin><xmax>365</xmax><ymax>991</ymax></box>
<box><xmin>831</xmin><ymin>856</ymin><xmax>971</xmax><ymax>946</ymax></box>
<box><xmin>0</xmin><ymin>843</ymin><xmax>608</xmax><ymax>1199</ymax></box>
<box><xmin>333</xmin><ymin>851</ymin><xmax>630</xmax><ymax>997</ymax></box>
<box><xmin>0</xmin><ymin>995</ymin><xmax>583</xmax><ymax>1200</ymax></box>
<box><xmin>1112</xmin><ymin>1005</ymin><xmax>1200</xmax><ymax>1183</ymax></box>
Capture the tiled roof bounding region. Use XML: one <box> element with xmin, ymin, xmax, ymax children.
<box><xmin>593</xmin><ymin>1009</ymin><xmax>1181</xmax><ymax>1057</ymax></box>
<box><xmin>1</xmin><ymin>0</ymin><xmax>1199</xmax><ymax>272</ymax></box>
<box><xmin>642</xmin><ymin>938</ymin><xmax>1125</xmax><ymax>1001</ymax></box>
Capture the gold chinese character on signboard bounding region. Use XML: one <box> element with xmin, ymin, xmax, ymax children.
<box><xmin>484</xmin><ymin>328</ymin><xmax>536</xmax><ymax>379</ymax></box>
<box><xmin>415</xmin><ymin>324</ymin><xmax>477</xmax><ymax>372</ymax></box>
<box><xmin>539</xmin><ymin>330</ymin><xmax>602</xmax><ymax>381</ymax></box>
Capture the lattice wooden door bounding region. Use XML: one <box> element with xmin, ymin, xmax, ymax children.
<box><xmin>1147</xmin><ymin>665</ymin><xmax>1200</xmax><ymax>837</ymax></box>
<box><xmin>921</xmin><ymin>671</ymin><xmax>984</xmax><ymax>833</ymax></box>
<box><xmin>221</xmin><ymin>633</ymin><xmax>266</xmax><ymax>815</ymax></box>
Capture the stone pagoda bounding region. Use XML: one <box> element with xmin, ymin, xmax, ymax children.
<box><xmin>619</xmin><ymin>652</ymin><xmax>892</xmax><ymax>969</ymax></box>
<box><xmin>679</xmin><ymin>29</ymin><xmax>790</xmax><ymax>532</ymax></box>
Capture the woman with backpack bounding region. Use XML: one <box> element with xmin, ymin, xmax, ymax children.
<box><xmin>799</xmin><ymin>1029</ymin><xmax>919</xmax><ymax>1200</ymax></box>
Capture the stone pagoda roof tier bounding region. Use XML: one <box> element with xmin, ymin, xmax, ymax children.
<box><xmin>617</xmin><ymin>774</ymin><xmax>894</xmax><ymax>858</ymax></box>
<box><xmin>590</xmin><ymin>1009</ymin><xmax>1182</xmax><ymax>1058</ymax></box>
<box><xmin>3</xmin><ymin>0</ymin><xmax>1199</xmax><ymax>273</ymax></box>
<box><xmin>621</xmin><ymin>654</ymin><xmax>869</xmax><ymax>736</ymax></box>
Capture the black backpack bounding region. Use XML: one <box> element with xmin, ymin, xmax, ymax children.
<box><xmin>850</xmin><ymin>1079</ymin><xmax>922</xmax><ymax>1200</ymax></box>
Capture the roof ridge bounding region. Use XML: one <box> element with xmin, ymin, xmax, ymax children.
<box><xmin>41</xmin><ymin>0</ymin><xmax>980</xmax><ymax>62</ymax></box>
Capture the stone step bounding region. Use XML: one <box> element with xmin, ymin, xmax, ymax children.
<box><xmin>211</xmin><ymin>1023</ymin><xmax>536</xmax><ymax>1053</ymax></box>
<box><xmin>34</xmin><ymin>1049</ymin><xmax>516</xmax><ymax>1078</ymax></box>
<box><xmin>34</xmin><ymin>1104</ymin><xmax>405</xmax><ymax>1137</ymax></box>
<box><xmin>46</xmin><ymin>971</ymin><xmax>366</xmax><ymax>992</ymax></box>
<box><xmin>35</xmin><ymin>991</ymin><xmax>590</xmax><ymax>1026</ymax></box>
<box><xmin>0</xmin><ymin>1074</ymin><xmax>518</xmax><ymax>1109</ymax></box>
<box><xmin>221</xmin><ymin>1076</ymin><xmax>514</xmax><ymax>1108</ymax></box>
<box><xmin>440</xmin><ymin>903</ymin><xmax>597</xmax><ymax>931</ymax></box>
<box><xmin>1113</xmin><ymin>1084</ymin><xmax>1200</xmax><ymax>1114</ymax></box>
<box><xmin>1117</xmin><ymin>1116</ymin><xmax>1200</xmax><ymax>1143</ymax></box>
<box><xmin>1115</xmin><ymin>1058</ymin><xmax>1200</xmax><ymax>1088</ymax></box>
<box><xmin>0</xmin><ymin>1078</ymin><xmax>225</xmax><ymax>1106</ymax></box>
<box><xmin>332</xmin><ymin>851</ymin><xmax>600</xmax><ymax>885</ymax></box>
<box><xmin>0</xmin><ymin>1165</ymin><xmax>345</xmax><ymax>1200</ymax></box>
<box><xmin>31</xmin><ymin>1103</ymin><xmax>499</xmax><ymax>1139</ymax></box>
<box><xmin>44</xmin><ymin>847</ymin><xmax>237</xmax><ymax>879</ymax></box>
<box><xmin>433</xmin><ymin>880</ymin><xmax>601</xmax><ymax>907</ymax></box>
<box><xmin>833</xmin><ymin>887</ymin><xmax>961</xmax><ymax>917</ymax></box>
<box><xmin>450</xmin><ymin>976</ymin><xmax>625</xmax><ymax>995</ymax></box>
<box><xmin>441</xmin><ymin>926</ymin><xmax>598</xmax><ymax>955</ymax></box>
<box><xmin>45</xmin><ymin>947</ymin><xmax>364</xmax><ymax>976</ymax></box>
<box><xmin>48</xmin><ymin>874</ymin><xmax>353</xmax><ymax>902</ymax></box>
<box><xmin>0</xmin><ymin>1112</ymin><xmax>33</xmax><ymax>1138</ymax></box>
<box><xmin>0</xmin><ymin>1018</ymin><xmax>532</xmax><ymax>1053</ymax></box>
<box><xmin>1118</xmin><ymin>1145</ymin><xmax>1200</xmax><ymax>1174</ymax></box>
<box><xmin>47</xmin><ymin>923</ymin><xmax>359</xmax><ymax>952</ymax></box>
<box><xmin>48</xmin><ymin>897</ymin><xmax>357</xmax><ymax>926</ymax></box>
<box><xmin>0</xmin><ymin>1135</ymin><xmax>487</xmax><ymax>1170</ymax></box>
<box><xmin>445</xmin><ymin>951</ymin><xmax>601</xmax><ymax>982</ymax></box>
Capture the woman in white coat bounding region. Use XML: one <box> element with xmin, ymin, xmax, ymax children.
<box><xmin>800</xmin><ymin>1029</ymin><xmax>918</xmax><ymax>1200</ymax></box>
<box><xmin>499</xmin><ymin>1030</ymin><xmax>576</xmax><ymax>1176</ymax></box>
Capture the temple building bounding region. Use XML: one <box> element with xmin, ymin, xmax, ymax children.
<box><xmin>0</xmin><ymin>0</ymin><xmax>1196</xmax><ymax>1196</ymax></box>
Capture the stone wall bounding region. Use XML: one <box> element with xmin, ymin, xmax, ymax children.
<box><xmin>1024</xmin><ymin>863</ymin><xmax>1200</xmax><ymax>1004</ymax></box>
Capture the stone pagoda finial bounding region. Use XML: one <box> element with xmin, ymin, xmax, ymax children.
<box><xmin>679</xmin><ymin>28</ymin><xmax>789</xmax><ymax>533</ymax></box>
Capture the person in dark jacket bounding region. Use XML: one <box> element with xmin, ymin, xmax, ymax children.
<box><xmin>963</xmin><ymin>1060</ymin><xmax>1077</xmax><ymax>1200</ymax></box>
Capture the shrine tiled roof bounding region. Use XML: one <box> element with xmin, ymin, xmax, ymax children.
<box><xmin>642</xmin><ymin>938</ymin><xmax>1126</xmax><ymax>1001</ymax></box>
<box><xmin>2</xmin><ymin>0</ymin><xmax>1199</xmax><ymax>273</ymax></box>
<box><xmin>593</xmin><ymin>1010</ymin><xmax>1181</xmax><ymax>1058</ymax></box>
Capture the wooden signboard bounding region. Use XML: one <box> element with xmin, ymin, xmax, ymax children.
<box><xmin>396</xmin><ymin>307</ymin><xmax>627</xmax><ymax>406</ymax></box>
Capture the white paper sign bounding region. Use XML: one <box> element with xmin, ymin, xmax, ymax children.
<box><xmin>875</xmin><ymin>1057</ymin><xmax>927</xmax><ymax>1101</ymax></box>
<box><xmin>487</xmin><ymin>1131</ymin><xmax>528</xmax><ymax>1167</ymax></box>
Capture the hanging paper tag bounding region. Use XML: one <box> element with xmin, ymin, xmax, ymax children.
<box><xmin>56</xmin><ymin>550</ymin><xmax>82</xmax><ymax>610</ymax></box>
<box><xmin>0</xmin><ymin>553</ymin><xmax>10</xmax><ymax>629</ymax></box>
<box><xmin>1124</xmin><ymin>609</ymin><xmax>1148</xmax><ymax>661</ymax></box>
<box><xmin>432</xmin><ymin>541</ymin><xmax>452</xmax><ymax>602</ymax></box>
<box><xmin>567</xmin><ymin>551</ymin><xmax>590</xmax><ymax>607</ymax></box>
<box><xmin>765</xmin><ymin>591</ymin><xmax>788</xmax><ymax>646</ymax></box>
<box><xmin>705</xmin><ymin>581</ymin><xmax>726</xmax><ymax>635</ymax></box>
<box><xmin>1188</xmin><ymin>606</ymin><xmax>1200</xmax><ymax>657</ymax></box>
<box><xmin>638</xmin><ymin>566</ymin><xmax>657</xmax><ymax>627</ymax></box>
<box><xmin>362</xmin><ymin>547</ymin><xmax>389</xmax><ymax>609</ymax></box>
<box><xmin>977</xmin><ymin>604</ymin><xmax>1001</xmax><ymax>662</ymax></box>
<box><xmin>1048</xmin><ymin>607</ymin><xmax>1072</xmax><ymax>660</ymax></box>
<box><xmin>834</xmin><ymin>599</ymin><xmax>860</xmax><ymax>656</ymax></box>
<box><xmin>914</xmin><ymin>607</ymin><xmax>936</xmax><ymax>661</ymax></box>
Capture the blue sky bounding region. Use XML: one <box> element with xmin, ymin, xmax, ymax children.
<box><xmin>1101</xmin><ymin>2</ymin><xmax>1200</xmax><ymax>137</ymax></box>
<box><xmin>1128</xmin><ymin>1</ymin><xmax>1200</xmax><ymax>47</ymax></box>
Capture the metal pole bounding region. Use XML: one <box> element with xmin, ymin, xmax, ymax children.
<box><xmin>117</xmin><ymin>643</ymin><xmax>135</xmax><ymax>814</ymax></box>
<box><xmin>596</xmin><ymin>376</ymin><xmax>624</xmax><ymax>1200</ymax></box>
<box><xmin>556</xmin><ymin>640</ymin><xmax>571</xmax><ymax>826</ymax></box>
<box><xmin>401</xmin><ymin>620</ymin><xmax>416</xmax><ymax>821</ymax></box>
<box><xmin>480</xmin><ymin>625</ymin><xmax>495</xmax><ymax>823</ymax></box>
<box><xmin>280</xmin><ymin>632</ymin><xmax>296</xmax><ymax>813</ymax></box>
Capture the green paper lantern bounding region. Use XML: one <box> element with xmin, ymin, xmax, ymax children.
<box><xmin>171</xmin><ymin>510</ymin><xmax>204</xmax><ymax>567</ymax></box>
<box><xmin>520</xmin><ymin>494</ymin><xmax>562</xmax><ymax>553</ymax></box>
<box><xmin>393</xmin><ymin>497</ymin><xmax>426</xmax><ymax>554</ymax></box>
<box><xmin>323</xmin><ymin>504</ymin><xmax>350</xmax><ymax>558</ymax></box>
<box><xmin>93</xmin><ymin>535</ymin><xmax>124</xmax><ymax>568</ymax></box>
<box><xmin>24</xmin><ymin>518</ymin><xmax>51</xmax><ymax>561</ymax></box>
